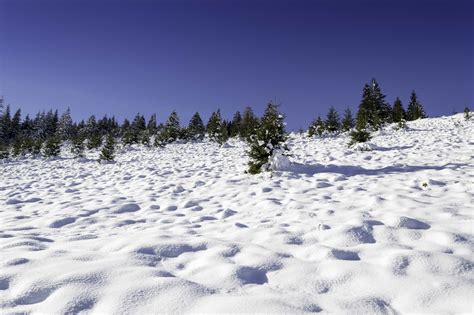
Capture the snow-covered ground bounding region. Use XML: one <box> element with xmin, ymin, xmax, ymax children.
<box><xmin>1</xmin><ymin>114</ymin><xmax>473</xmax><ymax>314</ymax></box>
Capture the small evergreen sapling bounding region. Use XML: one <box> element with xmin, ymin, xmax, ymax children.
<box><xmin>98</xmin><ymin>134</ymin><xmax>116</xmax><ymax>163</ymax></box>
<box><xmin>341</xmin><ymin>108</ymin><xmax>355</xmax><ymax>132</ymax></box>
<box><xmin>349</xmin><ymin>108</ymin><xmax>371</xmax><ymax>146</ymax></box>
<box><xmin>308</xmin><ymin>116</ymin><xmax>325</xmax><ymax>137</ymax></box>
<box><xmin>464</xmin><ymin>107</ymin><xmax>471</xmax><ymax>120</ymax></box>
<box><xmin>43</xmin><ymin>136</ymin><xmax>61</xmax><ymax>157</ymax></box>
<box><xmin>71</xmin><ymin>136</ymin><xmax>85</xmax><ymax>158</ymax></box>
<box><xmin>247</xmin><ymin>102</ymin><xmax>287</xmax><ymax>174</ymax></box>
<box><xmin>0</xmin><ymin>143</ymin><xmax>10</xmax><ymax>159</ymax></box>
<box><xmin>325</xmin><ymin>106</ymin><xmax>340</xmax><ymax>133</ymax></box>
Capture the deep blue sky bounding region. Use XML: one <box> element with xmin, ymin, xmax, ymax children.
<box><xmin>1</xmin><ymin>0</ymin><xmax>472</xmax><ymax>129</ymax></box>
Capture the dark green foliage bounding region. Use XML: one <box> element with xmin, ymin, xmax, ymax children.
<box><xmin>71</xmin><ymin>136</ymin><xmax>85</xmax><ymax>158</ymax></box>
<box><xmin>356</xmin><ymin>79</ymin><xmax>391</xmax><ymax>130</ymax></box>
<box><xmin>308</xmin><ymin>116</ymin><xmax>325</xmax><ymax>137</ymax></box>
<box><xmin>98</xmin><ymin>134</ymin><xmax>115</xmax><ymax>163</ymax></box>
<box><xmin>57</xmin><ymin>108</ymin><xmax>74</xmax><ymax>140</ymax></box>
<box><xmin>160</xmin><ymin>111</ymin><xmax>181</xmax><ymax>143</ymax></box>
<box><xmin>341</xmin><ymin>108</ymin><xmax>355</xmax><ymax>132</ymax></box>
<box><xmin>87</xmin><ymin>133</ymin><xmax>103</xmax><ymax>150</ymax></box>
<box><xmin>247</xmin><ymin>102</ymin><xmax>287</xmax><ymax>174</ymax></box>
<box><xmin>0</xmin><ymin>104</ymin><xmax>11</xmax><ymax>145</ymax></box>
<box><xmin>206</xmin><ymin>110</ymin><xmax>222</xmax><ymax>141</ymax></box>
<box><xmin>12</xmin><ymin>138</ymin><xmax>24</xmax><ymax>157</ymax></box>
<box><xmin>32</xmin><ymin>139</ymin><xmax>43</xmax><ymax>155</ymax></box>
<box><xmin>463</xmin><ymin>107</ymin><xmax>471</xmax><ymax>120</ymax></box>
<box><xmin>229</xmin><ymin>111</ymin><xmax>242</xmax><ymax>138</ymax></box>
<box><xmin>325</xmin><ymin>106</ymin><xmax>340</xmax><ymax>132</ymax></box>
<box><xmin>392</xmin><ymin>97</ymin><xmax>406</xmax><ymax>123</ymax></box>
<box><xmin>406</xmin><ymin>90</ymin><xmax>427</xmax><ymax>121</ymax></box>
<box><xmin>217</xmin><ymin>121</ymin><xmax>229</xmax><ymax>145</ymax></box>
<box><xmin>187</xmin><ymin>112</ymin><xmax>205</xmax><ymax>140</ymax></box>
<box><xmin>349</xmin><ymin>129</ymin><xmax>371</xmax><ymax>146</ymax></box>
<box><xmin>240</xmin><ymin>106</ymin><xmax>259</xmax><ymax>140</ymax></box>
<box><xmin>43</xmin><ymin>137</ymin><xmax>61</xmax><ymax>157</ymax></box>
<box><xmin>147</xmin><ymin>114</ymin><xmax>158</xmax><ymax>134</ymax></box>
<box><xmin>0</xmin><ymin>143</ymin><xmax>9</xmax><ymax>159</ymax></box>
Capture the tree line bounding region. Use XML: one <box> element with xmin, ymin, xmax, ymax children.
<box><xmin>0</xmin><ymin>78</ymin><xmax>439</xmax><ymax>172</ymax></box>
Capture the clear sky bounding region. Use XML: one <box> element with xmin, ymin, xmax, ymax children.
<box><xmin>1</xmin><ymin>0</ymin><xmax>472</xmax><ymax>129</ymax></box>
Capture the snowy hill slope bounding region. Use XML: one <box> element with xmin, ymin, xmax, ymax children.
<box><xmin>1</xmin><ymin>114</ymin><xmax>473</xmax><ymax>314</ymax></box>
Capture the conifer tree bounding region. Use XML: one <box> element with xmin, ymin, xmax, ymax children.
<box><xmin>406</xmin><ymin>90</ymin><xmax>427</xmax><ymax>120</ymax></box>
<box><xmin>147</xmin><ymin>114</ymin><xmax>158</xmax><ymax>134</ymax></box>
<box><xmin>57</xmin><ymin>107</ymin><xmax>74</xmax><ymax>140</ymax></box>
<box><xmin>325</xmin><ymin>106</ymin><xmax>340</xmax><ymax>133</ymax></box>
<box><xmin>206</xmin><ymin>109</ymin><xmax>222</xmax><ymax>141</ymax></box>
<box><xmin>43</xmin><ymin>136</ymin><xmax>61</xmax><ymax>157</ymax></box>
<box><xmin>87</xmin><ymin>133</ymin><xmax>103</xmax><ymax>150</ymax></box>
<box><xmin>12</xmin><ymin>137</ymin><xmax>24</xmax><ymax>157</ymax></box>
<box><xmin>464</xmin><ymin>107</ymin><xmax>472</xmax><ymax>120</ymax></box>
<box><xmin>98</xmin><ymin>133</ymin><xmax>115</xmax><ymax>163</ymax></box>
<box><xmin>217</xmin><ymin>121</ymin><xmax>230</xmax><ymax>145</ymax></box>
<box><xmin>187</xmin><ymin>112</ymin><xmax>205</xmax><ymax>140</ymax></box>
<box><xmin>71</xmin><ymin>136</ymin><xmax>85</xmax><ymax>158</ymax></box>
<box><xmin>341</xmin><ymin>108</ymin><xmax>355</xmax><ymax>132</ymax></box>
<box><xmin>392</xmin><ymin>97</ymin><xmax>406</xmax><ymax>123</ymax></box>
<box><xmin>0</xmin><ymin>143</ymin><xmax>9</xmax><ymax>159</ymax></box>
<box><xmin>240</xmin><ymin>106</ymin><xmax>259</xmax><ymax>140</ymax></box>
<box><xmin>247</xmin><ymin>102</ymin><xmax>287</xmax><ymax>174</ymax></box>
<box><xmin>0</xmin><ymin>104</ymin><xmax>11</xmax><ymax>145</ymax></box>
<box><xmin>10</xmin><ymin>109</ymin><xmax>21</xmax><ymax>141</ymax></box>
<box><xmin>350</xmin><ymin>107</ymin><xmax>371</xmax><ymax>146</ymax></box>
<box><xmin>160</xmin><ymin>111</ymin><xmax>181</xmax><ymax>143</ymax></box>
<box><xmin>308</xmin><ymin>116</ymin><xmax>325</xmax><ymax>137</ymax></box>
<box><xmin>229</xmin><ymin>111</ymin><xmax>242</xmax><ymax>137</ymax></box>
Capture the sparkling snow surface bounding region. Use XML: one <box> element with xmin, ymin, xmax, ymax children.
<box><xmin>1</xmin><ymin>114</ymin><xmax>473</xmax><ymax>314</ymax></box>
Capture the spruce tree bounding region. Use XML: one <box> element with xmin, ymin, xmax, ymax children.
<box><xmin>247</xmin><ymin>102</ymin><xmax>287</xmax><ymax>174</ymax></box>
<box><xmin>12</xmin><ymin>137</ymin><xmax>24</xmax><ymax>157</ymax></box>
<box><xmin>392</xmin><ymin>97</ymin><xmax>406</xmax><ymax>123</ymax></box>
<box><xmin>98</xmin><ymin>134</ymin><xmax>115</xmax><ymax>163</ymax></box>
<box><xmin>187</xmin><ymin>112</ymin><xmax>205</xmax><ymax>140</ymax></box>
<box><xmin>10</xmin><ymin>109</ymin><xmax>21</xmax><ymax>141</ymax></box>
<box><xmin>325</xmin><ymin>106</ymin><xmax>340</xmax><ymax>133</ymax></box>
<box><xmin>341</xmin><ymin>108</ymin><xmax>355</xmax><ymax>132</ymax></box>
<box><xmin>57</xmin><ymin>108</ymin><xmax>74</xmax><ymax>140</ymax></box>
<box><xmin>43</xmin><ymin>136</ymin><xmax>61</xmax><ymax>157</ymax></box>
<box><xmin>206</xmin><ymin>110</ymin><xmax>222</xmax><ymax>141</ymax></box>
<box><xmin>350</xmin><ymin>107</ymin><xmax>371</xmax><ymax>146</ymax></box>
<box><xmin>406</xmin><ymin>90</ymin><xmax>427</xmax><ymax>120</ymax></box>
<box><xmin>147</xmin><ymin>114</ymin><xmax>158</xmax><ymax>134</ymax></box>
<box><xmin>0</xmin><ymin>143</ymin><xmax>9</xmax><ymax>159</ymax></box>
<box><xmin>464</xmin><ymin>107</ymin><xmax>472</xmax><ymax>120</ymax></box>
<box><xmin>217</xmin><ymin>121</ymin><xmax>230</xmax><ymax>145</ymax></box>
<box><xmin>229</xmin><ymin>111</ymin><xmax>242</xmax><ymax>137</ymax></box>
<box><xmin>87</xmin><ymin>133</ymin><xmax>103</xmax><ymax>150</ymax></box>
<box><xmin>0</xmin><ymin>104</ymin><xmax>11</xmax><ymax>145</ymax></box>
<box><xmin>240</xmin><ymin>106</ymin><xmax>259</xmax><ymax>140</ymax></box>
<box><xmin>308</xmin><ymin>116</ymin><xmax>325</xmax><ymax>137</ymax></box>
<box><xmin>71</xmin><ymin>136</ymin><xmax>85</xmax><ymax>158</ymax></box>
<box><xmin>161</xmin><ymin>111</ymin><xmax>181</xmax><ymax>143</ymax></box>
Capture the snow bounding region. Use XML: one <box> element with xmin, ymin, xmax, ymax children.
<box><xmin>1</xmin><ymin>114</ymin><xmax>473</xmax><ymax>314</ymax></box>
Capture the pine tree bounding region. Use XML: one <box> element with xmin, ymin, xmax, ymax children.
<box><xmin>350</xmin><ymin>107</ymin><xmax>371</xmax><ymax>146</ymax></box>
<box><xmin>57</xmin><ymin>107</ymin><xmax>74</xmax><ymax>140</ymax></box>
<box><xmin>10</xmin><ymin>109</ymin><xmax>21</xmax><ymax>141</ymax></box>
<box><xmin>147</xmin><ymin>114</ymin><xmax>158</xmax><ymax>134</ymax></box>
<box><xmin>464</xmin><ymin>107</ymin><xmax>472</xmax><ymax>120</ymax></box>
<box><xmin>0</xmin><ymin>143</ymin><xmax>9</xmax><ymax>159</ymax></box>
<box><xmin>247</xmin><ymin>102</ymin><xmax>287</xmax><ymax>174</ymax></box>
<box><xmin>161</xmin><ymin>111</ymin><xmax>181</xmax><ymax>143</ymax></box>
<box><xmin>87</xmin><ymin>133</ymin><xmax>102</xmax><ymax>150</ymax></box>
<box><xmin>43</xmin><ymin>136</ymin><xmax>61</xmax><ymax>157</ymax></box>
<box><xmin>229</xmin><ymin>111</ymin><xmax>242</xmax><ymax>137</ymax></box>
<box><xmin>325</xmin><ymin>106</ymin><xmax>340</xmax><ymax>133</ymax></box>
<box><xmin>217</xmin><ymin>121</ymin><xmax>229</xmax><ymax>145</ymax></box>
<box><xmin>392</xmin><ymin>97</ymin><xmax>406</xmax><ymax>123</ymax></box>
<box><xmin>0</xmin><ymin>104</ymin><xmax>11</xmax><ymax>145</ymax></box>
<box><xmin>98</xmin><ymin>134</ymin><xmax>115</xmax><ymax>163</ymax></box>
<box><xmin>11</xmin><ymin>137</ymin><xmax>24</xmax><ymax>157</ymax></box>
<box><xmin>71</xmin><ymin>136</ymin><xmax>85</xmax><ymax>158</ymax></box>
<box><xmin>206</xmin><ymin>109</ymin><xmax>222</xmax><ymax>141</ymax></box>
<box><xmin>187</xmin><ymin>112</ymin><xmax>205</xmax><ymax>140</ymax></box>
<box><xmin>406</xmin><ymin>90</ymin><xmax>427</xmax><ymax>120</ymax></box>
<box><xmin>341</xmin><ymin>108</ymin><xmax>355</xmax><ymax>132</ymax></box>
<box><xmin>308</xmin><ymin>116</ymin><xmax>325</xmax><ymax>137</ymax></box>
<box><xmin>240</xmin><ymin>106</ymin><xmax>259</xmax><ymax>140</ymax></box>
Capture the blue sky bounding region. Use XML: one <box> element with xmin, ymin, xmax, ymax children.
<box><xmin>0</xmin><ymin>0</ymin><xmax>472</xmax><ymax>129</ymax></box>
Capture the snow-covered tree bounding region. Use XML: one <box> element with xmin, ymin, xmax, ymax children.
<box><xmin>240</xmin><ymin>106</ymin><xmax>259</xmax><ymax>140</ymax></box>
<box><xmin>98</xmin><ymin>134</ymin><xmax>115</xmax><ymax>163</ymax></box>
<box><xmin>43</xmin><ymin>136</ymin><xmax>61</xmax><ymax>157</ymax></box>
<box><xmin>206</xmin><ymin>109</ymin><xmax>222</xmax><ymax>141</ymax></box>
<box><xmin>71</xmin><ymin>136</ymin><xmax>85</xmax><ymax>158</ymax></box>
<box><xmin>159</xmin><ymin>111</ymin><xmax>181</xmax><ymax>143</ymax></box>
<box><xmin>247</xmin><ymin>102</ymin><xmax>287</xmax><ymax>174</ymax></box>
<box><xmin>464</xmin><ymin>107</ymin><xmax>472</xmax><ymax>120</ymax></box>
<box><xmin>308</xmin><ymin>116</ymin><xmax>325</xmax><ymax>137</ymax></box>
<box><xmin>229</xmin><ymin>111</ymin><xmax>242</xmax><ymax>138</ymax></box>
<box><xmin>57</xmin><ymin>108</ymin><xmax>74</xmax><ymax>140</ymax></box>
<box><xmin>325</xmin><ymin>106</ymin><xmax>340</xmax><ymax>133</ymax></box>
<box><xmin>406</xmin><ymin>90</ymin><xmax>427</xmax><ymax>121</ymax></box>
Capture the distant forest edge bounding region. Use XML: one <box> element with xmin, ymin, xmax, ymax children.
<box><xmin>0</xmin><ymin>79</ymin><xmax>471</xmax><ymax>173</ymax></box>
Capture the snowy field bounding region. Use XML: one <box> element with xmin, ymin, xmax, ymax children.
<box><xmin>1</xmin><ymin>114</ymin><xmax>473</xmax><ymax>314</ymax></box>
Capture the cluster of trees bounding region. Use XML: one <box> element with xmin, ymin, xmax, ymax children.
<box><xmin>0</xmin><ymin>97</ymin><xmax>261</xmax><ymax>161</ymax></box>
<box><xmin>0</xmin><ymin>79</ymin><xmax>438</xmax><ymax>172</ymax></box>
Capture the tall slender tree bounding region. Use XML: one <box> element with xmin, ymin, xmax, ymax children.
<box><xmin>406</xmin><ymin>90</ymin><xmax>427</xmax><ymax>120</ymax></box>
<box><xmin>392</xmin><ymin>97</ymin><xmax>406</xmax><ymax>123</ymax></box>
